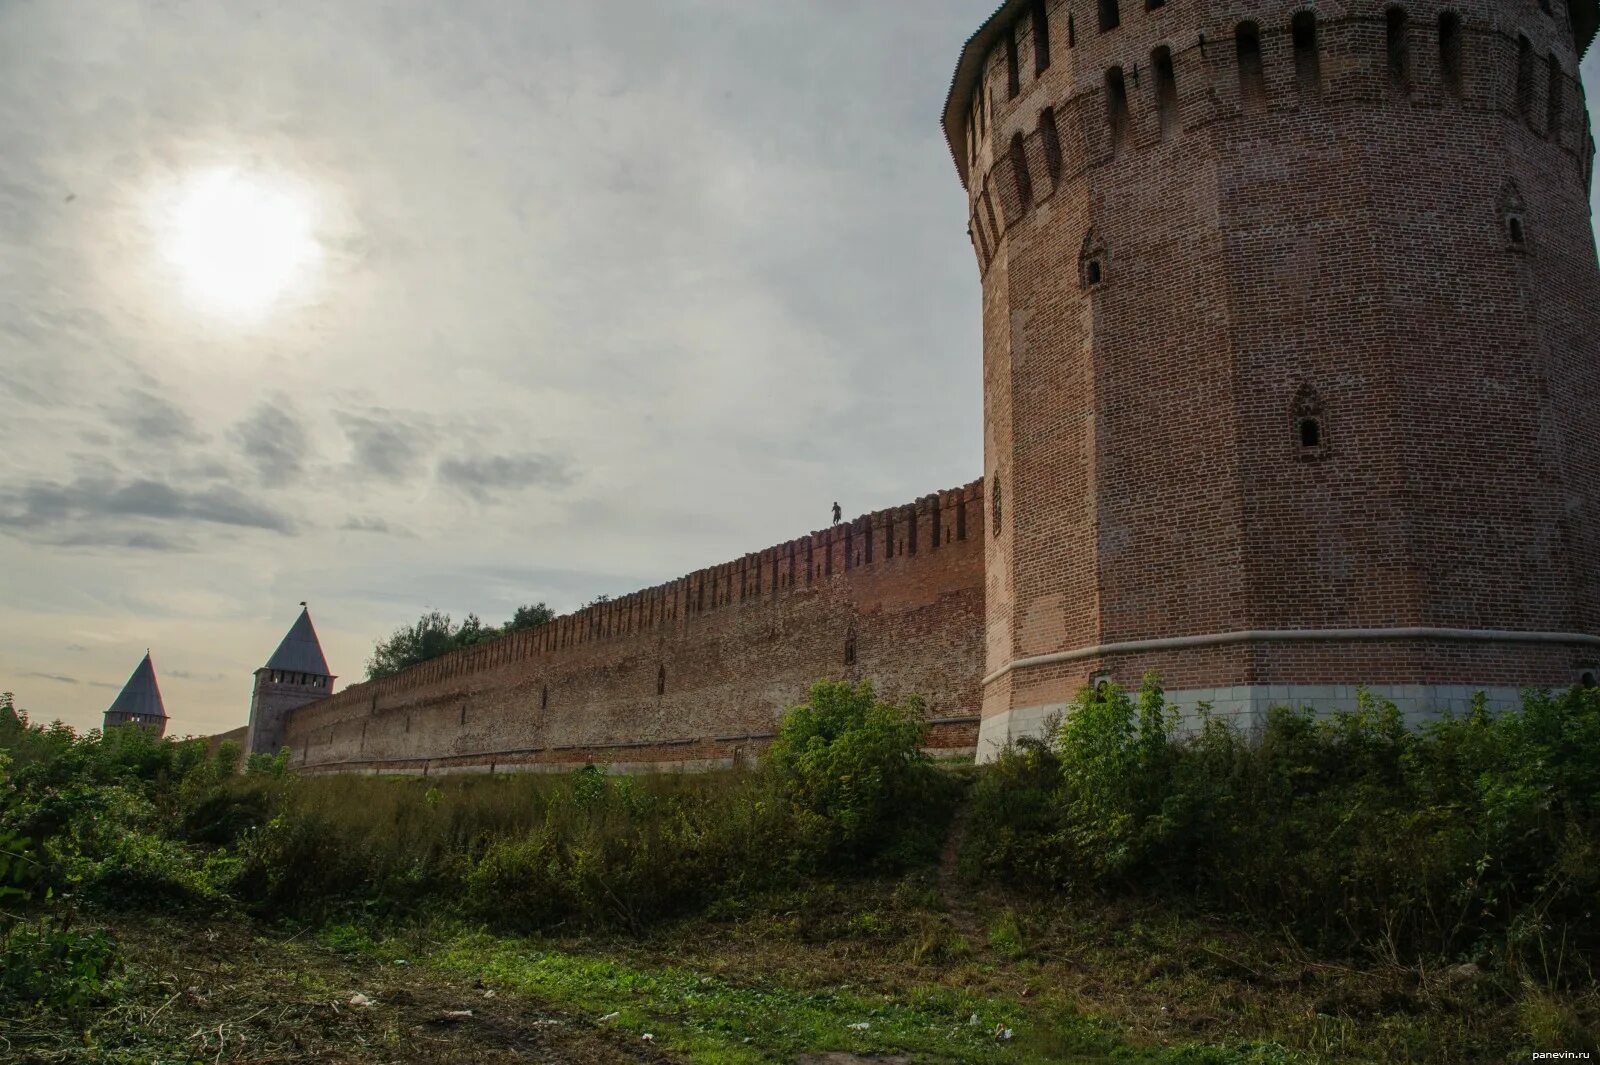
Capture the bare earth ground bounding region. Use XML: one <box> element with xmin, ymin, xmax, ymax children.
<box><xmin>3</xmin><ymin>917</ymin><xmax>684</xmax><ymax>1065</ymax></box>
<box><xmin>5</xmin><ymin>856</ymin><xmax>1592</xmax><ymax>1063</ymax></box>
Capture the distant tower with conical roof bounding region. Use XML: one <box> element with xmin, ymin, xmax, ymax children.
<box><xmin>245</xmin><ymin>605</ymin><xmax>335</xmax><ymax>757</ymax></box>
<box><xmin>103</xmin><ymin>652</ymin><xmax>169</xmax><ymax>737</ymax></box>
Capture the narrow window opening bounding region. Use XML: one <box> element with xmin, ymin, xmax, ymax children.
<box><xmin>907</xmin><ymin>508</ymin><xmax>919</xmax><ymax>555</ymax></box>
<box><xmin>1386</xmin><ymin>8</ymin><xmax>1410</xmax><ymax>90</ymax></box>
<box><xmin>1537</xmin><ymin>0</ymin><xmax>1552</xmax><ymax>14</ymax></box>
<box><xmin>884</xmin><ymin>517</ymin><xmax>894</xmax><ymax>560</ymax></box>
<box><xmin>1437</xmin><ymin>13</ymin><xmax>1463</xmax><ymax>97</ymax></box>
<box><xmin>1508</xmin><ymin>214</ymin><xmax>1525</xmax><ymax>246</ymax></box>
<box><xmin>1040</xmin><ymin>107</ymin><xmax>1063</xmax><ymax>183</ymax></box>
<box><xmin>541</xmin><ymin>685</ymin><xmax>548</xmax><ymax>709</ymax></box>
<box><xmin>992</xmin><ymin>479</ymin><xmax>1003</xmax><ymax>534</ymax></box>
<box><xmin>1292</xmin><ymin>385</ymin><xmax>1328</xmax><ymax>457</ymax></box>
<box><xmin>1516</xmin><ymin>35</ymin><xmax>1535</xmax><ymax>116</ymax></box>
<box><xmin>1105</xmin><ymin>66</ymin><xmax>1130</xmax><ymax>146</ymax></box>
<box><xmin>1152</xmin><ymin>46</ymin><xmax>1179</xmax><ymax>135</ymax></box>
<box><xmin>1006</xmin><ymin>28</ymin><xmax>1021</xmax><ymax>99</ymax></box>
<box><xmin>1032</xmin><ymin>2</ymin><xmax>1051</xmax><ymax>73</ymax></box>
<box><xmin>1067</xmin><ymin>13</ymin><xmax>1076</xmax><ymax>47</ymax></box>
<box><xmin>1010</xmin><ymin>133</ymin><xmax>1033</xmax><ymax>208</ymax></box>
<box><xmin>657</xmin><ymin>665</ymin><xmax>666</xmax><ymax>696</ymax></box>
<box><xmin>1581</xmin><ymin>671</ymin><xmax>1597</xmax><ymax>688</ymax></box>
<box><xmin>1546</xmin><ymin>55</ymin><xmax>1564</xmax><ymax>138</ymax></box>
<box><xmin>1098</xmin><ymin>0</ymin><xmax>1119</xmax><ymax>33</ymax></box>
<box><xmin>1236</xmin><ymin>23</ymin><xmax>1266</xmax><ymax>110</ymax></box>
<box><xmin>1146</xmin><ymin>0</ymin><xmax>1163</xmax><ymax>9</ymax></box>
<box><xmin>1085</xmin><ymin>258</ymin><xmax>1103</xmax><ymax>284</ymax></box>
<box><xmin>957</xmin><ymin>499</ymin><xmax>968</xmax><ymax>540</ymax></box>
<box><xmin>844</xmin><ymin>630</ymin><xmax>857</xmax><ymax>667</ymax></box>
<box><xmin>1292</xmin><ymin>12</ymin><xmax>1321</xmax><ymax>96</ymax></box>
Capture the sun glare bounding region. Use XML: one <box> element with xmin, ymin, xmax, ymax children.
<box><xmin>161</xmin><ymin>167</ymin><xmax>320</xmax><ymax>318</ymax></box>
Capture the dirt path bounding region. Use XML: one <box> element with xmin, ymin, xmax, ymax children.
<box><xmin>936</xmin><ymin>798</ymin><xmax>991</xmax><ymax>957</ymax></box>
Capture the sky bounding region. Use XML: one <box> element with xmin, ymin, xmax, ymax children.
<box><xmin>2</xmin><ymin>2</ymin><xmax>1598</xmax><ymax>736</ymax></box>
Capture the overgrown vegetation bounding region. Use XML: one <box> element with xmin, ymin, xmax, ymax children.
<box><xmin>3</xmin><ymin>679</ymin><xmax>1599</xmax><ymax>1061</ymax></box>
<box><xmin>365</xmin><ymin>602</ymin><xmax>556</xmax><ymax>680</ymax></box>
<box><xmin>966</xmin><ymin>676</ymin><xmax>1600</xmax><ymax>983</ymax></box>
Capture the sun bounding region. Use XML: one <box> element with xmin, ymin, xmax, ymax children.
<box><xmin>162</xmin><ymin>167</ymin><xmax>320</xmax><ymax>318</ymax></box>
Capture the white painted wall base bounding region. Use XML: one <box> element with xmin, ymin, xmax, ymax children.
<box><xmin>976</xmin><ymin>684</ymin><xmax>1532</xmax><ymax>762</ymax></box>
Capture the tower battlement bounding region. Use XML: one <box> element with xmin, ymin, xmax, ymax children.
<box><xmin>949</xmin><ymin>1</ymin><xmax>1595</xmax><ymax>276</ymax></box>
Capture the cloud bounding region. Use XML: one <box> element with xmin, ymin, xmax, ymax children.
<box><xmin>106</xmin><ymin>387</ymin><xmax>204</xmax><ymax>445</ymax></box>
<box><xmin>21</xmin><ymin>670</ymin><xmax>80</xmax><ymax>684</ymax></box>
<box><xmin>340</xmin><ymin>515</ymin><xmax>412</xmax><ymax>536</ymax></box>
<box><xmin>0</xmin><ymin>474</ymin><xmax>297</xmax><ymax>546</ymax></box>
<box><xmin>342</xmin><ymin>410</ymin><xmax>437</xmax><ymax>483</ymax></box>
<box><xmin>231</xmin><ymin>400</ymin><xmax>311</xmax><ymax>486</ymax></box>
<box><xmin>51</xmin><ymin>528</ymin><xmax>194</xmax><ymax>552</ymax></box>
<box><xmin>436</xmin><ymin>452</ymin><xmax>574</xmax><ymax>502</ymax></box>
<box><xmin>168</xmin><ymin>668</ymin><xmax>228</xmax><ymax>682</ymax></box>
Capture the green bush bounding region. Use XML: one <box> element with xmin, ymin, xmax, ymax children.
<box><xmin>765</xmin><ymin>680</ymin><xmax>953</xmax><ymax>867</ymax></box>
<box><xmin>964</xmin><ymin>676</ymin><xmax>1600</xmax><ymax>973</ymax></box>
<box><xmin>0</xmin><ymin>916</ymin><xmax>120</xmax><ymax>1014</ymax></box>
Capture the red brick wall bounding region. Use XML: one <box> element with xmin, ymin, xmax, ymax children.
<box><xmin>953</xmin><ymin>0</ymin><xmax>1600</xmax><ymax>723</ymax></box>
<box><xmin>285</xmin><ymin>483</ymin><xmax>985</xmax><ymax>774</ymax></box>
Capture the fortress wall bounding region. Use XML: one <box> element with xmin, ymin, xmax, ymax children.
<box><xmin>285</xmin><ymin>482</ymin><xmax>985</xmax><ymax>774</ymax></box>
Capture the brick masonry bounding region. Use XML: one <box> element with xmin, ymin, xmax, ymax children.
<box><xmin>949</xmin><ymin>0</ymin><xmax>1600</xmax><ymax>755</ymax></box>
<box><xmin>284</xmin><ymin>485</ymin><xmax>985</xmax><ymax>774</ymax></box>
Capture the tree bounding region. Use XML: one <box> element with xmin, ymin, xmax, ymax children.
<box><xmin>365</xmin><ymin>610</ymin><xmax>459</xmax><ymax>680</ymax></box>
<box><xmin>507</xmin><ymin>603</ymin><xmax>555</xmax><ymax>631</ymax></box>
<box><xmin>364</xmin><ymin>603</ymin><xmax>561</xmax><ymax>680</ymax></box>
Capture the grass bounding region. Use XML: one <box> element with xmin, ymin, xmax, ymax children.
<box><xmin>333</xmin><ymin>911</ymin><xmax>1311</xmax><ymax>1064</ymax></box>
<box><xmin>8</xmin><ymin>870</ymin><xmax>1595</xmax><ymax>1063</ymax></box>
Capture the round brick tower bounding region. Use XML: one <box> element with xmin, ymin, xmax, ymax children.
<box><xmin>944</xmin><ymin>0</ymin><xmax>1600</xmax><ymax>754</ymax></box>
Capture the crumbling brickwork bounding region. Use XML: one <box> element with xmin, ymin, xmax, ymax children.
<box><xmin>948</xmin><ymin>0</ymin><xmax>1600</xmax><ymax>754</ymax></box>
<box><xmin>286</xmin><ymin>484</ymin><xmax>985</xmax><ymax>774</ymax></box>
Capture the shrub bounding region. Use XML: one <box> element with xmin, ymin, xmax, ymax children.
<box><xmin>965</xmin><ymin>677</ymin><xmax>1600</xmax><ymax>972</ymax></box>
<box><xmin>765</xmin><ymin>680</ymin><xmax>951</xmax><ymax>867</ymax></box>
<box><xmin>0</xmin><ymin>916</ymin><xmax>120</xmax><ymax>1014</ymax></box>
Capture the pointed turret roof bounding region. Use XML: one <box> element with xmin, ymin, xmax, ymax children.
<box><xmin>265</xmin><ymin>606</ymin><xmax>331</xmax><ymax>676</ymax></box>
<box><xmin>107</xmin><ymin>652</ymin><xmax>167</xmax><ymax>719</ymax></box>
